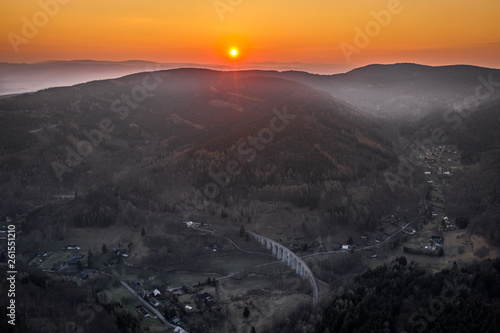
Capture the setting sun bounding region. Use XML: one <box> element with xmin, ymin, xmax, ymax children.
<box><xmin>229</xmin><ymin>48</ymin><xmax>239</xmax><ymax>58</ymax></box>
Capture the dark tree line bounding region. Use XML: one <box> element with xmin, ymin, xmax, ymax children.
<box><xmin>316</xmin><ymin>258</ymin><xmax>500</xmax><ymax>333</ymax></box>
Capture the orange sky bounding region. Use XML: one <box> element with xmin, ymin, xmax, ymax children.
<box><xmin>1</xmin><ymin>0</ymin><xmax>499</xmax><ymax>71</ymax></box>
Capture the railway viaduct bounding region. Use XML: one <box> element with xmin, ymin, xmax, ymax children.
<box><xmin>249</xmin><ymin>232</ymin><xmax>319</xmax><ymax>307</ymax></box>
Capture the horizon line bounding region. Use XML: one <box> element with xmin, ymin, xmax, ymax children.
<box><xmin>2</xmin><ymin>59</ymin><xmax>499</xmax><ymax>74</ymax></box>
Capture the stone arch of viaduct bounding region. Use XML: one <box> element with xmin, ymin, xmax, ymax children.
<box><xmin>249</xmin><ymin>232</ymin><xmax>319</xmax><ymax>307</ymax></box>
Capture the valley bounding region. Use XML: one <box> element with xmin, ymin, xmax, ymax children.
<box><xmin>1</xmin><ymin>65</ymin><xmax>499</xmax><ymax>332</ymax></box>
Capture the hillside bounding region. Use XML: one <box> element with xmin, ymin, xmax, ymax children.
<box><xmin>316</xmin><ymin>257</ymin><xmax>500</xmax><ymax>333</ymax></box>
<box><xmin>249</xmin><ymin>64</ymin><xmax>500</xmax><ymax>119</ymax></box>
<box><xmin>4</xmin><ymin>62</ymin><xmax>500</xmax><ymax>120</ymax></box>
<box><xmin>0</xmin><ymin>69</ymin><xmax>410</xmax><ymax>226</ymax></box>
<box><xmin>2</xmin><ymin>65</ymin><xmax>498</xmax><ymax>240</ymax></box>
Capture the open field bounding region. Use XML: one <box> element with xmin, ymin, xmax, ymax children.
<box><xmin>217</xmin><ymin>268</ymin><xmax>312</xmax><ymax>333</ymax></box>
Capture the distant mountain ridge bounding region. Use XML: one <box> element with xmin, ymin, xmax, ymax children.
<box><xmin>1</xmin><ymin>61</ymin><xmax>499</xmax><ymax>119</ymax></box>
<box><xmin>0</xmin><ymin>60</ymin><xmax>348</xmax><ymax>96</ymax></box>
<box><xmin>259</xmin><ymin>63</ymin><xmax>500</xmax><ymax>119</ymax></box>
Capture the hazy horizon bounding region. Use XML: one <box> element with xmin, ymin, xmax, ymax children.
<box><xmin>3</xmin><ymin>58</ymin><xmax>500</xmax><ymax>73</ymax></box>
<box><xmin>3</xmin><ymin>59</ymin><xmax>500</xmax><ymax>97</ymax></box>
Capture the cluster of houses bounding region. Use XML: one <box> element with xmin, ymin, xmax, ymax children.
<box><xmin>424</xmin><ymin>145</ymin><xmax>462</xmax><ymax>233</ymax></box>
<box><xmin>404</xmin><ymin>146</ymin><xmax>459</xmax><ymax>258</ymax></box>
<box><xmin>439</xmin><ymin>216</ymin><xmax>456</xmax><ymax>231</ymax></box>
<box><xmin>33</xmin><ymin>243</ymin><xmax>129</xmax><ymax>273</ymax></box>
<box><xmin>130</xmin><ymin>279</ymin><xmax>218</xmax><ymax>331</ymax></box>
<box><xmin>404</xmin><ymin>235</ymin><xmax>444</xmax><ymax>257</ymax></box>
<box><xmin>417</xmin><ymin>145</ymin><xmax>457</xmax><ymax>167</ymax></box>
<box><xmin>136</xmin><ymin>284</ymin><xmax>177</xmax><ymax>317</ymax></box>
<box><xmin>423</xmin><ymin>236</ymin><xmax>444</xmax><ymax>251</ymax></box>
<box><xmin>419</xmin><ymin>145</ymin><xmax>458</xmax><ymax>188</ymax></box>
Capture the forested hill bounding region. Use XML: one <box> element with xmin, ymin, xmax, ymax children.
<box><xmin>0</xmin><ymin>68</ymin><xmax>408</xmax><ymax>222</ymax></box>
<box><xmin>252</xmin><ymin>64</ymin><xmax>500</xmax><ymax>120</ymax></box>
<box><xmin>316</xmin><ymin>257</ymin><xmax>500</xmax><ymax>333</ymax></box>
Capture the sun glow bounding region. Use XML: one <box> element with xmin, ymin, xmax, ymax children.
<box><xmin>229</xmin><ymin>47</ymin><xmax>239</xmax><ymax>58</ymax></box>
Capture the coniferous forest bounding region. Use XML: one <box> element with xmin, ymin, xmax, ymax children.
<box><xmin>316</xmin><ymin>257</ymin><xmax>500</xmax><ymax>333</ymax></box>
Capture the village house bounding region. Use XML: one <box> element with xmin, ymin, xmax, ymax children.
<box><xmin>196</xmin><ymin>292</ymin><xmax>214</xmax><ymax>306</ymax></box>
<box><xmin>403</xmin><ymin>227</ymin><xmax>416</xmax><ymax>235</ymax></box>
<box><xmin>196</xmin><ymin>292</ymin><xmax>212</xmax><ymax>302</ymax></box>
<box><xmin>136</xmin><ymin>306</ymin><xmax>151</xmax><ymax>318</ymax></box>
<box><xmin>185</xmin><ymin>221</ymin><xmax>201</xmax><ymax>228</ymax></box>
<box><xmin>430</xmin><ymin>236</ymin><xmax>444</xmax><ymax>248</ymax></box>
<box><xmin>341</xmin><ymin>245</ymin><xmax>354</xmax><ymax>252</ymax></box>
<box><xmin>149</xmin><ymin>297</ymin><xmax>160</xmax><ymax>307</ymax></box>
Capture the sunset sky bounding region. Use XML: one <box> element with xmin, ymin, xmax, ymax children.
<box><xmin>1</xmin><ymin>0</ymin><xmax>500</xmax><ymax>72</ymax></box>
